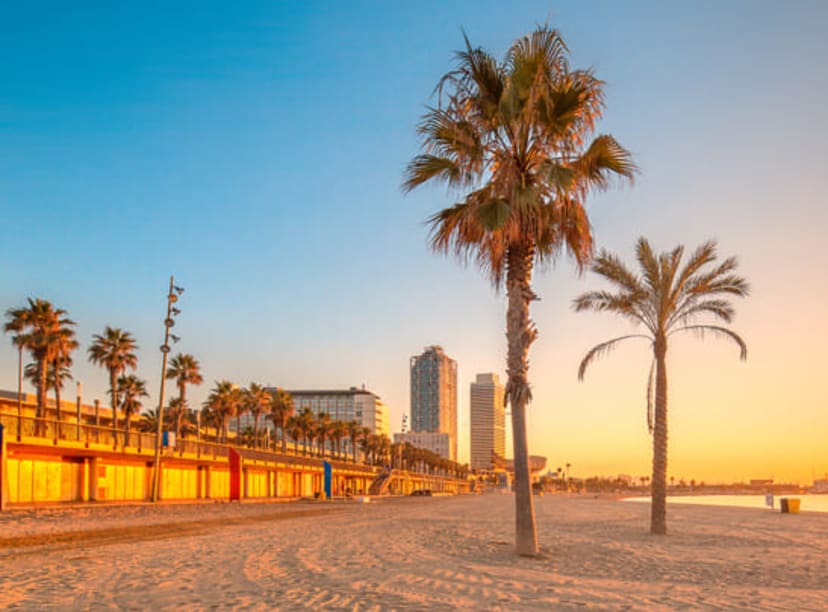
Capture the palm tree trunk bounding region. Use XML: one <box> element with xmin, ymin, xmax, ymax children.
<box><xmin>109</xmin><ymin>369</ymin><xmax>118</xmax><ymax>433</ymax></box>
<box><xmin>36</xmin><ymin>359</ymin><xmax>48</xmax><ymax>434</ymax></box>
<box><xmin>651</xmin><ymin>338</ymin><xmax>669</xmax><ymax>535</ymax></box>
<box><xmin>124</xmin><ymin>408</ymin><xmax>131</xmax><ymax>447</ymax></box>
<box><xmin>176</xmin><ymin>385</ymin><xmax>186</xmax><ymax>444</ymax></box>
<box><xmin>505</xmin><ymin>243</ymin><xmax>539</xmax><ymax>557</ymax></box>
<box><xmin>53</xmin><ymin>365</ymin><xmax>62</xmax><ymax>436</ymax></box>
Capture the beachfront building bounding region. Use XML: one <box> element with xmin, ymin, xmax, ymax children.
<box><xmin>469</xmin><ymin>373</ymin><xmax>505</xmax><ymax>471</ymax></box>
<box><xmin>240</xmin><ymin>387</ymin><xmax>390</xmax><ymax>437</ymax></box>
<box><xmin>393</xmin><ymin>431</ymin><xmax>454</xmax><ymax>461</ymax></box>
<box><xmin>283</xmin><ymin>387</ymin><xmax>390</xmax><ymax>437</ymax></box>
<box><xmin>410</xmin><ymin>345</ymin><xmax>457</xmax><ymax>460</ymax></box>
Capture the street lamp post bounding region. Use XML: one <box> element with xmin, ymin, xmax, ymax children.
<box><xmin>76</xmin><ymin>382</ymin><xmax>82</xmax><ymax>440</ymax></box>
<box><xmin>16</xmin><ymin>344</ymin><xmax>22</xmax><ymax>440</ymax></box>
<box><xmin>151</xmin><ymin>276</ymin><xmax>184</xmax><ymax>502</ymax></box>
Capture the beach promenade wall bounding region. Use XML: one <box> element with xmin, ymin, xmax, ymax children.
<box><xmin>0</xmin><ymin>411</ymin><xmax>469</xmax><ymax>507</ymax></box>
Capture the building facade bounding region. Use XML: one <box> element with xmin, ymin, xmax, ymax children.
<box><xmin>469</xmin><ymin>373</ymin><xmax>505</xmax><ymax>470</ymax></box>
<box><xmin>284</xmin><ymin>387</ymin><xmax>389</xmax><ymax>437</ymax></box>
<box><xmin>410</xmin><ymin>345</ymin><xmax>457</xmax><ymax>461</ymax></box>
<box><xmin>393</xmin><ymin>431</ymin><xmax>454</xmax><ymax>461</ymax></box>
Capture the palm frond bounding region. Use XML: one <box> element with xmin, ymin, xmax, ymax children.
<box><xmin>669</xmin><ymin>299</ymin><xmax>735</xmax><ymax>327</ymax></box>
<box><xmin>577</xmin><ymin>334</ymin><xmax>651</xmax><ymax>380</ymax></box>
<box><xmin>403</xmin><ymin>155</ymin><xmax>463</xmax><ymax>193</ymax></box>
<box><xmin>635</xmin><ymin>237</ymin><xmax>661</xmax><ymax>294</ymax></box>
<box><xmin>570</xmin><ymin>134</ymin><xmax>637</xmax><ymax>193</ymax></box>
<box><xmin>572</xmin><ymin>290</ymin><xmax>640</xmax><ymax>319</ymax></box>
<box><xmin>671</xmin><ymin>239</ymin><xmax>717</xmax><ymax>297</ymax></box>
<box><xmin>591</xmin><ymin>250</ymin><xmax>645</xmax><ymax>295</ymax></box>
<box><xmin>671</xmin><ymin>325</ymin><xmax>747</xmax><ymax>360</ymax></box>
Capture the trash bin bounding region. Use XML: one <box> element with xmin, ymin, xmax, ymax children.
<box><xmin>780</xmin><ymin>498</ymin><xmax>789</xmax><ymax>513</ymax></box>
<box><xmin>787</xmin><ymin>498</ymin><xmax>801</xmax><ymax>514</ymax></box>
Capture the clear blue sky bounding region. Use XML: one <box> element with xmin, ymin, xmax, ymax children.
<box><xmin>2</xmin><ymin>1</ymin><xmax>826</xmax><ymax>481</ymax></box>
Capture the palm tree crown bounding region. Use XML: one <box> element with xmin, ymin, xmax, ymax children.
<box><xmin>403</xmin><ymin>25</ymin><xmax>635</xmax><ymax>557</ymax></box>
<box><xmin>574</xmin><ymin>237</ymin><xmax>749</xmax><ymax>535</ymax></box>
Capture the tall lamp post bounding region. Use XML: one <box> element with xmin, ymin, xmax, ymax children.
<box><xmin>151</xmin><ymin>276</ymin><xmax>184</xmax><ymax>502</ymax></box>
<box><xmin>16</xmin><ymin>342</ymin><xmax>22</xmax><ymax>440</ymax></box>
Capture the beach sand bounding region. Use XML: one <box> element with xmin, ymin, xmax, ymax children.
<box><xmin>0</xmin><ymin>494</ymin><xmax>825</xmax><ymax>610</ymax></box>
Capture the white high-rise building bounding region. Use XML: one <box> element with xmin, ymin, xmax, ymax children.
<box><xmin>410</xmin><ymin>345</ymin><xmax>458</xmax><ymax>461</ymax></box>
<box><xmin>469</xmin><ymin>373</ymin><xmax>505</xmax><ymax>470</ymax></box>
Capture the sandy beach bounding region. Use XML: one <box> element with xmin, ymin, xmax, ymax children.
<box><xmin>0</xmin><ymin>494</ymin><xmax>826</xmax><ymax>610</ymax></box>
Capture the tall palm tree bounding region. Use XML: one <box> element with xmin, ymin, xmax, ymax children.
<box><xmin>166</xmin><ymin>353</ymin><xmax>204</xmax><ymax>443</ymax></box>
<box><xmin>403</xmin><ymin>26</ymin><xmax>635</xmax><ymax>556</ymax></box>
<box><xmin>88</xmin><ymin>327</ymin><xmax>138</xmax><ymax>431</ymax></box>
<box><xmin>574</xmin><ymin>238</ymin><xmax>748</xmax><ymax>534</ymax></box>
<box><xmin>245</xmin><ymin>383</ymin><xmax>272</xmax><ymax>448</ymax></box>
<box><xmin>4</xmin><ymin>298</ymin><xmax>76</xmax><ymax>423</ymax></box>
<box><xmin>269</xmin><ymin>388</ymin><xmax>295</xmax><ymax>453</ymax></box>
<box><xmin>118</xmin><ymin>374</ymin><xmax>149</xmax><ymax>445</ymax></box>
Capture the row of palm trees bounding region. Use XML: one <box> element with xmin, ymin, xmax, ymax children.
<box><xmin>1</xmin><ymin>313</ymin><xmax>469</xmax><ymax>476</ymax></box>
<box><xmin>2</xmin><ymin>305</ymin><xmax>201</xmax><ymax>445</ymax></box>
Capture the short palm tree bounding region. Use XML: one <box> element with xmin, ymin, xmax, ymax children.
<box><xmin>330</xmin><ymin>420</ymin><xmax>347</xmax><ymax>460</ymax></box>
<box><xmin>269</xmin><ymin>388</ymin><xmax>295</xmax><ymax>452</ymax></box>
<box><xmin>24</xmin><ymin>360</ymin><xmax>73</xmax><ymax>421</ymax></box>
<box><xmin>244</xmin><ymin>383</ymin><xmax>272</xmax><ymax>448</ymax></box>
<box><xmin>88</xmin><ymin>327</ymin><xmax>138</xmax><ymax>431</ymax></box>
<box><xmin>166</xmin><ymin>397</ymin><xmax>185</xmax><ymax>445</ymax></box>
<box><xmin>118</xmin><ymin>374</ymin><xmax>149</xmax><ymax>445</ymax></box>
<box><xmin>203</xmin><ymin>380</ymin><xmax>238</xmax><ymax>444</ymax></box>
<box><xmin>574</xmin><ymin>238</ymin><xmax>749</xmax><ymax>534</ymax></box>
<box><xmin>347</xmin><ymin>420</ymin><xmax>362</xmax><ymax>463</ymax></box>
<box><xmin>286</xmin><ymin>416</ymin><xmax>304</xmax><ymax>454</ymax></box>
<box><xmin>4</xmin><ymin>298</ymin><xmax>76</xmax><ymax>423</ymax></box>
<box><xmin>358</xmin><ymin>426</ymin><xmax>371</xmax><ymax>464</ymax></box>
<box><xmin>315</xmin><ymin>412</ymin><xmax>331</xmax><ymax>457</ymax></box>
<box><xmin>403</xmin><ymin>26</ymin><xmax>635</xmax><ymax>556</ymax></box>
<box><xmin>166</xmin><ymin>353</ymin><xmax>204</xmax><ymax>442</ymax></box>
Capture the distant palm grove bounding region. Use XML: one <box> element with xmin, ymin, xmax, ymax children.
<box><xmin>3</xmin><ymin>298</ymin><xmax>469</xmax><ymax>479</ymax></box>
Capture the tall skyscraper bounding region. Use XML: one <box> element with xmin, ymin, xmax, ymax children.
<box><xmin>410</xmin><ymin>345</ymin><xmax>457</xmax><ymax>461</ymax></box>
<box><xmin>469</xmin><ymin>373</ymin><xmax>505</xmax><ymax>470</ymax></box>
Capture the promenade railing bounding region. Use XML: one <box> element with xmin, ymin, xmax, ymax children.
<box><xmin>0</xmin><ymin>411</ymin><xmax>467</xmax><ymax>481</ymax></box>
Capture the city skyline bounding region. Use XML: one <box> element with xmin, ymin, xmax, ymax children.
<box><xmin>1</xmin><ymin>2</ymin><xmax>826</xmax><ymax>484</ymax></box>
